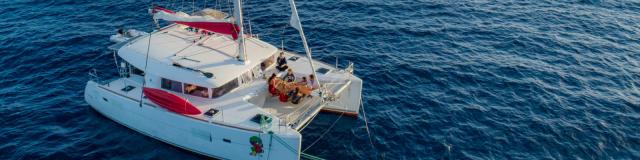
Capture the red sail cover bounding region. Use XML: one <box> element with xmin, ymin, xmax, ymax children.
<box><xmin>152</xmin><ymin>6</ymin><xmax>240</xmax><ymax>40</ymax></box>
<box><xmin>175</xmin><ymin>21</ymin><xmax>239</xmax><ymax>40</ymax></box>
<box><xmin>143</xmin><ymin>87</ymin><xmax>201</xmax><ymax>115</ymax></box>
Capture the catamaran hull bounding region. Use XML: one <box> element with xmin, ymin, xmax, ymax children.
<box><xmin>84</xmin><ymin>81</ymin><xmax>300</xmax><ymax>160</ymax></box>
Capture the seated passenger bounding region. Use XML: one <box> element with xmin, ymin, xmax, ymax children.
<box><xmin>198</xmin><ymin>89</ymin><xmax>209</xmax><ymax>98</ymax></box>
<box><xmin>268</xmin><ymin>73</ymin><xmax>277</xmax><ymax>85</ymax></box>
<box><xmin>287</xmin><ymin>85</ymin><xmax>298</xmax><ymax>97</ymax></box>
<box><xmin>290</xmin><ymin>88</ymin><xmax>303</xmax><ymax>104</ymax></box>
<box><xmin>297</xmin><ymin>76</ymin><xmax>308</xmax><ymax>86</ymax></box>
<box><xmin>283</xmin><ymin>69</ymin><xmax>296</xmax><ymax>82</ymax></box>
<box><xmin>308</xmin><ymin>74</ymin><xmax>319</xmax><ymax>90</ymax></box>
<box><xmin>269</xmin><ymin>84</ymin><xmax>278</xmax><ymax>96</ymax></box>
<box><xmin>185</xmin><ymin>84</ymin><xmax>197</xmax><ymax>94</ymax></box>
<box><xmin>276</xmin><ymin>52</ymin><xmax>288</xmax><ymax>72</ymax></box>
<box><xmin>279</xmin><ymin>92</ymin><xmax>289</xmax><ymax>102</ymax></box>
<box><xmin>268</xmin><ymin>74</ymin><xmax>280</xmax><ymax>96</ymax></box>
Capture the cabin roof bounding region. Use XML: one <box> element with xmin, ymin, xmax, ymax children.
<box><xmin>118</xmin><ymin>24</ymin><xmax>277</xmax><ymax>88</ymax></box>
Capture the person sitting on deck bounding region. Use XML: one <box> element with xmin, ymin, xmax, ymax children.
<box><xmin>276</xmin><ymin>52</ymin><xmax>288</xmax><ymax>72</ymax></box>
<box><xmin>268</xmin><ymin>73</ymin><xmax>277</xmax><ymax>85</ymax></box>
<box><xmin>275</xmin><ymin>80</ymin><xmax>290</xmax><ymax>102</ymax></box>
<box><xmin>290</xmin><ymin>87</ymin><xmax>303</xmax><ymax>104</ymax></box>
<box><xmin>268</xmin><ymin>73</ymin><xmax>279</xmax><ymax>96</ymax></box>
<box><xmin>283</xmin><ymin>69</ymin><xmax>296</xmax><ymax>82</ymax></box>
<box><xmin>297</xmin><ymin>76</ymin><xmax>308</xmax><ymax>86</ymax></box>
<box><xmin>308</xmin><ymin>74</ymin><xmax>319</xmax><ymax>90</ymax></box>
<box><xmin>287</xmin><ymin>83</ymin><xmax>298</xmax><ymax>98</ymax></box>
<box><xmin>278</xmin><ymin>84</ymin><xmax>289</xmax><ymax>102</ymax></box>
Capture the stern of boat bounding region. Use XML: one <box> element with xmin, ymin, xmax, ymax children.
<box><xmin>319</xmin><ymin>62</ymin><xmax>362</xmax><ymax>117</ymax></box>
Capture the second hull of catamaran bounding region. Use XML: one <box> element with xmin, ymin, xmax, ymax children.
<box><xmin>85</xmin><ymin>80</ymin><xmax>301</xmax><ymax>159</ymax></box>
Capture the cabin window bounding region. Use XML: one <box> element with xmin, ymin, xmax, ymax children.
<box><xmin>184</xmin><ymin>83</ymin><xmax>209</xmax><ymax>98</ymax></box>
<box><xmin>131</xmin><ymin>66</ymin><xmax>144</xmax><ymax>76</ymax></box>
<box><xmin>211</xmin><ymin>78</ymin><xmax>239</xmax><ymax>98</ymax></box>
<box><xmin>240</xmin><ymin>71</ymin><xmax>253</xmax><ymax>84</ymax></box>
<box><xmin>118</xmin><ymin>59</ymin><xmax>144</xmax><ymax>77</ymax></box>
<box><xmin>251</xmin><ymin>64</ymin><xmax>262</xmax><ymax>79</ymax></box>
<box><xmin>161</xmin><ymin>78</ymin><xmax>183</xmax><ymax>93</ymax></box>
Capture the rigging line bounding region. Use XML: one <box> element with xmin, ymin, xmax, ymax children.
<box><xmin>271</xmin><ymin>133</ymin><xmax>298</xmax><ymax>154</ymax></box>
<box><xmin>302</xmin><ymin>111</ymin><xmax>344</xmax><ymax>152</ymax></box>
<box><xmin>139</xmin><ymin>7</ymin><xmax>155</xmax><ymax>107</ymax></box>
<box><xmin>266</xmin><ymin>132</ymin><xmax>273</xmax><ymax>160</ymax></box>
<box><xmin>360</xmin><ymin>98</ymin><xmax>378</xmax><ymax>158</ymax></box>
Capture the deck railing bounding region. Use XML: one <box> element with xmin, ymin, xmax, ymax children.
<box><xmin>88</xmin><ymin>69</ymin><xmax>110</xmax><ymax>86</ymax></box>
<box><xmin>281</xmin><ymin>93</ymin><xmax>324</xmax><ymax>128</ymax></box>
<box><xmin>281</xmin><ymin>78</ymin><xmax>353</xmax><ymax>128</ymax></box>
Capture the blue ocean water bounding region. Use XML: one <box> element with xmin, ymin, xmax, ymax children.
<box><xmin>1</xmin><ymin>0</ymin><xmax>640</xmax><ymax>159</ymax></box>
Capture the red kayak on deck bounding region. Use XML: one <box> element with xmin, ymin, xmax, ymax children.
<box><xmin>143</xmin><ymin>87</ymin><xmax>201</xmax><ymax>115</ymax></box>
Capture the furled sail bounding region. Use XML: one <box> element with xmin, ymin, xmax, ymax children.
<box><xmin>289</xmin><ymin>0</ymin><xmax>321</xmax><ymax>87</ymax></box>
<box><xmin>151</xmin><ymin>6</ymin><xmax>240</xmax><ymax>40</ymax></box>
<box><xmin>289</xmin><ymin>1</ymin><xmax>302</xmax><ymax>32</ymax></box>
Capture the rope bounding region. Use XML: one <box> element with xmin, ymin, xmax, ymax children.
<box><xmin>272</xmin><ymin>132</ymin><xmax>326</xmax><ymax>160</ymax></box>
<box><xmin>270</xmin><ymin>132</ymin><xmax>298</xmax><ymax>154</ymax></box>
<box><xmin>267</xmin><ymin>132</ymin><xmax>274</xmax><ymax>160</ymax></box>
<box><xmin>300</xmin><ymin>152</ymin><xmax>325</xmax><ymax>160</ymax></box>
<box><xmin>139</xmin><ymin>7</ymin><xmax>155</xmax><ymax>107</ymax></box>
<box><xmin>302</xmin><ymin>109</ymin><xmax>344</xmax><ymax>152</ymax></box>
<box><xmin>360</xmin><ymin>98</ymin><xmax>378</xmax><ymax>158</ymax></box>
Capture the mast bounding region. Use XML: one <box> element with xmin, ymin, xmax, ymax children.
<box><xmin>289</xmin><ymin>0</ymin><xmax>321</xmax><ymax>88</ymax></box>
<box><xmin>234</xmin><ymin>0</ymin><xmax>247</xmax><ymax>63</ymax></box>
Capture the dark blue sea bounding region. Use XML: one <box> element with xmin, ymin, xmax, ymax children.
<box><xmin>2</xmin><ymin>0</ymin><xmax>640</xmax><ymax>159</ymax></box>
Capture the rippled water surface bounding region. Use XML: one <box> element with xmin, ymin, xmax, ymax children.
<box><xmin>1</xmin><ymin>0</ymin><xmax>640</xmax><ymax>159</ymax></box>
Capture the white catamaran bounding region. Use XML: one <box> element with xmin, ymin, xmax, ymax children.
<box><xmin>85</xmin><ymin>0</ymin><xmax>363</xmax><ymax>159</ymax></box>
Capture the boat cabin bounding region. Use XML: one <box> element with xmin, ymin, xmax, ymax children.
<box><xmin>116</xmin><ymin>24</ymin><xmax>278</xmax><ymax>99</ymax></box>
